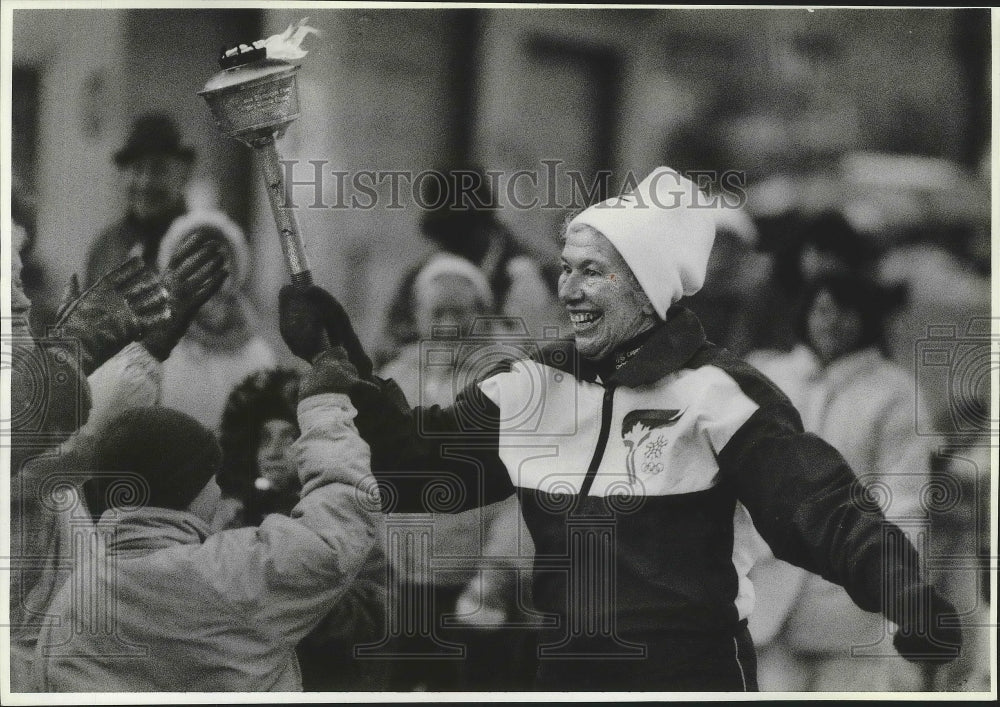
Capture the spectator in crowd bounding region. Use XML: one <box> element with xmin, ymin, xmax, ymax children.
<box><xmin>682</xmin><ymin>205</ymin><xmax>773</xmax><ymax>356</ymax></box>
<box><xmin>10</xmin><ymin>219</ymin><xmax>34</xmax><ymax>339</ymax></box>
<box><xmin>77</xmin><ymin>210</ymin><xmax>269</xmax><ymax>467</ymax></box>
<box><xmin>796</xmin><ymin>210</ymin><xmax>878</xmax><ymax>283</ymax></box>
<box><xmin>875</xmin><ymin>221</ymin><xmax>990</xmax><ymax>425</ymax></box>
<box><xmin>84</xmin><ymin>114</ymin><xmax>195</xmax><ymax>286</ymax></box>
<box><xmin>746</xmin><ymin>272</ymin><xmax>931</xmax><ymax>691</ymax></box>
<box><xmin>31</xmin><ymin>345</ymin><xmax>383</xmax><ymax>692</ymax></box>
<box><xmin>279</xmin><ymin>166</ymin><xmax>961</xmax><ymax>691</ymax></box>
<box><xmin>377</xmin><ymin>165</ymin><xmax>562</xmax><ymax>366</ymax></box>
<box><xmin>214</xmin><ymin>369</ymin><xmax>389</xmax><ymax>691</ymax></box>
<box><xmin>215</xmin><ymin>369</ymin><xmax>305</xmax><ymax>529</ymax></box>
<box><xmin>156</xmin><ymin>210</ymin><xmax>277</xmax><ymax>431</ymax></box>
<box><xmin>380</xmin><ymin>251</ymin><xmax>498</xmax><ymax>406</ymax></box>
<box><xmin>377</xmin><ymin>251</ymin><xmax>537</xmax><ymax>691</ymax></box>
<box><xmin>9</xmin><ymin>232</ymin><xmax>225</xmax><ymax>689</ymax></box>
<box><xmin>747</xmin><ymin>210</ymin><xmax>879</xmax><ymax>357</ymax></box>
<box><xmin>11</xmin><ymin>203</ymin><xmax>55</xmax><ymax>333</ymax></box>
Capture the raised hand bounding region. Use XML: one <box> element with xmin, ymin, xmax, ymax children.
<box><xmin>891</xmin><ymin>585</ymin><xmax>962</xmax><ymax>665</ymax></box>
<box><xmin>53</xmin><ymin>257</ymin><xmax>170</xmax><ymax>375</ymax></box>
<box><xmin>279</xmin><ymin>284</ymin><xmax>373</xmax><ymax>378</ymax></box>
<box><xmin>298</xmin><ymin>346</ymin><xmax>377</xmax><ymax>402</ymax></box>
<box><xmin>142</xmin><ymin>229</ymin><xmax>230</xmax><ymax>361</ymax></box>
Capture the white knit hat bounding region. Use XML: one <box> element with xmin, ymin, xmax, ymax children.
<box><xmin>158</xmin><ymin>210</ymin><xmax>250</xmax><ymax>290</ymax></box>
<box><xmin>567</xmin><ymin>167</ymin><xmax>716</xmax><ymax>319</ymax></box>
<box><xmin>413</xmin><ymin>251</ymin><xmax>494</xmax><ymax>310</ymax></box>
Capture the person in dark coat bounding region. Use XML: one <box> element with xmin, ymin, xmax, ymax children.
<box><xmin>84</xmin><ymin>113</ymin><xmax>195</xmax><ymax>286</ymax></box>
<box><xmin>279</xmin><ymin>167</ymin><xmax>962</xmax><ymax>692</ymax></box>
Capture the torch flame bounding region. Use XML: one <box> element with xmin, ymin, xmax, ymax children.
<box><xmin>262</xmin><ymin>18</ymin><xmax>320</xmax><ymax>61</ymax></box>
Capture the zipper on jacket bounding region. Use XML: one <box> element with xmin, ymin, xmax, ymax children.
<box><xmin>578</xmin><ymin>385</ymin><xmax>615</xmax><ymax>499</ymax></box>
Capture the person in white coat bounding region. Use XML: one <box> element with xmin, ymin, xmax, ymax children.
<box><xmin>156</xmin><ymin>210</ymin><xmax>277</xmax><ymax>431</ymax></box>
<box><xmin>746</xmin><ymin>271</ymin><xmax>932</xmax><ymax>691</ymax></box>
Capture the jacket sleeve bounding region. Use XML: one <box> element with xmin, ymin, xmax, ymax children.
<box><xmin>718</xmin><ymin>398</ymin><xmax>924</xmax><ymax>619</ymax></box>
<box><xmin>67</xmin><ymin>342</ymin><xmax>162</xmax><ymax>463</ymax></box>
<box><xmin>299</xmin><ymin>543</ymin><xmax>387</xmax><ymax>649</ymax></box>
<box><xmin>194</xmin><ymin>392</ymin><xmax>383</xmax><ymax>644</ymax></box>
<box><xmin>350</xmin><ymin>375</ymin><xmax>516</xmax><ymax>513</ymax></box>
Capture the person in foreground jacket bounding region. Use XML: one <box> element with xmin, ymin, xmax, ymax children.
<box><xmin>30</xmin><ymin>349</ymin><xmax>383</xmax><ymax>692</ymax></box>
<box><xmin>8</xmin><ymin>231</ymin><xmax>226</xmax><ymax>690</ymax></box>
<box><xmin>214</xmin><ymin>367</ymin><xmax>389</xmax><ymax>691</ymax></box>
<box><xmin>278</xmin><ymin>166</ymin><xmax>962</xmax><ymax>692</ymax></box>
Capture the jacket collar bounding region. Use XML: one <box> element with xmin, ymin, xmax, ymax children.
<box><xmin>100</xmin><ymin>506</ymin><xmax>212</xmax><ymax>556</ymax></box>
<box><xmin>547</xmin><ymin>305</ymin><xmax>706</xmax><ymax>387</ymax></box>
<box><xmin>606</xmin><ymin>305</ymin><xmax>706</xmax><ymax>387</ymax></box>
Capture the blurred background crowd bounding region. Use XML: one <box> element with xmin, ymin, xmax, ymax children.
<box><xmin>8</xmin><ymin>6</ymin><xmax>992</xmax><ymax>693</ymax></box>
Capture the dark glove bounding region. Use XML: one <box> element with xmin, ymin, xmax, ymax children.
<box><xmin>279</xmin><ymin>284</ymin><xmax>373</xmax><ymax>378</ymax></box>
<box><xmin>298</xmin><ymin>347</ymin><xmax>378</xmax><ymax>402</ymax></box>
<box><xmin>53</xmin><ymin>258</ymin><xmax>170</xmax><ymax>375</ymax></box>
<box><xmin>891</xmin><ymin>585</ymin><xmax>962</xmax><ymax>665</ymax></box>
<box><xmin>142</xmin><ymin>230</ymin><xmax>230</xmax><ymax>361</ymax></box>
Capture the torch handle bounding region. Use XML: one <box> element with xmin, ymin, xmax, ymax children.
<box><xmin>255</xmin><ymin>135</ymin><xmax>332</xmax><ymax>353</ymax></box>
<box><xmin>256</xmin><ymin>136</ymin><xmax>314</xmax><ymax>291</ymax></box>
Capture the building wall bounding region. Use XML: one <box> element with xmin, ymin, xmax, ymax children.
<box><xmin>13</xmin><ymin>9</ymin><xmax>128</xmax><ymax>318</ymax></box>
<box><xmin>473</xmin><ymin>8</ymin><xmax>981</xmax><ymax>208</ymax></box>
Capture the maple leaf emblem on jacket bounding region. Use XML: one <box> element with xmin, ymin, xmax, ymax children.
<box><xmin>621</xmin><ymin>409</ymin><xmax>685</xmax><ymax>484</ymax></box>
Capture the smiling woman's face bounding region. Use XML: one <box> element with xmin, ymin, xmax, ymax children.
<box><xmin>558</xmin><ymin>225</ymin><xmax>657</xmax><ymax>362</ymax></box>
<box><xmin>256</xmin><ymin>419</ymin><xmax>299</xmax><ymax>493</ymax></box>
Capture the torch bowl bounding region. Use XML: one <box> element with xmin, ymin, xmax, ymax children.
<box><xmin>199</xmin><ymin>59</ymin><xmax>300</xmax><ymax>146</ymax></box>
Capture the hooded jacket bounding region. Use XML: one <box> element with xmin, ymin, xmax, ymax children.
<box><xmin>354</xmin><ymin>306</ymin><xmax>925</xmax><ymax>646</ymax></box>
<box><xmin>31</xmin><ymin>393</ymin><xmax>381</xmax><ymax>692</ymax></box>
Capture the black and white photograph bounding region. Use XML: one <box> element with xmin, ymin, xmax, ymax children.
<box><xmin>2</xmin><ymin>2</ymin><xmax>995</xmax><ymax>699</ymax></box>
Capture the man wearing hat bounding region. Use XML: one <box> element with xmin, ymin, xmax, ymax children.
<box><xmin>280</xmin><ymin>166</ymin><xmax>961</xmax><ymax>691</ymax></box>
<box><xmin>84</xmin><ymin>113</ymin><xmax>195</xmax><ymax>287</ymax></box>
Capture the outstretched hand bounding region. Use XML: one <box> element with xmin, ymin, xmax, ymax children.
<box><xmin>891</xmin><ymin>585</ymin><xmax>962</xmax><ymax>665</ymax></box>
<box><xmin>54</xmin><ymin>257</ymin><xmax>171</xmax><ymax>375</ymax></box>
<box><xmin>279</xmin><ymin>284</ymin><xmax>373</xmax><ymax>378</ymax></box>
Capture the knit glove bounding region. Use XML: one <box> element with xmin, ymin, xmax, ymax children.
<box><xmin>142</xmin><ymin>230</ymin><xmax>230</xmax><ymax>361</ymax></box>
<box><xmin>53</xmin><ymin>257</ymin><xmax>170</xmax><ymax>376</ymax></box>
<box><xmin>279</xmin><ymin>284</ymin><xmax>373</xmax><ymax>377</ymax></box>
<box><xmin>890</xmin><ymin>584</ymin><xmax>962</xmax><ymax>665</ymax></box>
<box><xmin>298</xmin><ymin>347</ymin><xmax>378</xmax><ymax>402</ymax></box>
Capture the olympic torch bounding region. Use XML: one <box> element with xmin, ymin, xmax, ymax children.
<box><xmin>198</xmin><ymin>19</ymin><xmax>319</xmax><ymax>290</ymax></box>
